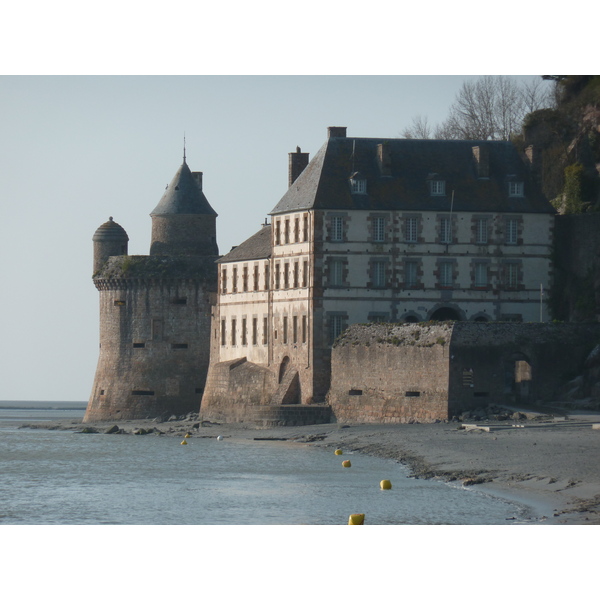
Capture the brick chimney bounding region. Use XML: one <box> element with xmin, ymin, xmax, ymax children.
<box><xmin>288</xmin><ymin>146</ymin><xmax>309</xmax><ymax>186</ymax></box>
<box><xmin>524</xmin><ymin>144</ymin><xmax>542</xmax><ymax>185</ymax></box>
<box><xmin>377</xmin><ymin>143</ymin><xmax>392</xmax><ymax>176</ymax></box>
<box><xmin>328</xmin><ymin>126</ymin><xmax>347</xmax><ymax>138</ymax></box>
<box><xmin>472</xmin><ymin>145</ymin><xmax>489</xmax><ymax>178</ymax></box>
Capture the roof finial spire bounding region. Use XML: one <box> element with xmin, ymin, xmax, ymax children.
<box><xmin>183</xmin><ymin>133</ymin><xmax>187</xmax><ymax>164</ymax></box>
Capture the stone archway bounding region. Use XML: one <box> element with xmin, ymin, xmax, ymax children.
<box><xmin>430</xmin><ymin>306</ymin><xmax>462</xmax><ymax>321</ymax></box>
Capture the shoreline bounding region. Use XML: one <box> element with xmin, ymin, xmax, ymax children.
<box><xmin>17</xmin><ymin>410</ymin><xmax>600</xmax><ymax>525</ymax></box>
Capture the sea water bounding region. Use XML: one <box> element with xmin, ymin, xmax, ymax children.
<box><xmin>0</xmin><ymin>402</ymin><xmax>535</xmax><ymax>525</ymax></box>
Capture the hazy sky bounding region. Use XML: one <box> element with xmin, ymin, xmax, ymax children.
<box><xmin>0</xmin><ymin>74</ymin><xmax>557</xmax><ymax>402</ymax></box>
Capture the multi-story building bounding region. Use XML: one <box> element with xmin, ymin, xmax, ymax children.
<box><xmin>200</xmin><ymin>126</ymin><xmax>555</xmax><ymax>421</ymax></box>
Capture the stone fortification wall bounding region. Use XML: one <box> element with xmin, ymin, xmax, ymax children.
<box><xmin>328</xmin><ymin>323</ymin><xmax>453</xmax><ymax>423</ymax></box>
<box><xmin>84</xmin><ymin>255</ymin><xmax>216</xmax><ymax>422</ymax></box>
<box><xmin>200</xmin><ymin>358</ymin><xmax>279</xmax><ymax>423</ymax></box>
<box><xmin>448</xmin><ymin>322</ymin><xmax>600</xmax><ymax>411</ymax></box>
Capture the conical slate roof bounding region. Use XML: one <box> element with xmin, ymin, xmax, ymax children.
<box><xmin>150</xmin><ymin>160</ymin><xmax>217</xmax><ymax>216</ymax></box>
<box><xmin>93</xmin><ymin>217</ymin><xmax>129</xmax><ymax>241</ymax></box>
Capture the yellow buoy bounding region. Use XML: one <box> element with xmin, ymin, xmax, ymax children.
<box><xmin>334</xmin><ymin>449</ymin><xmax>343</xmax><ymax>455</ymax></box>
<box><xmin>342</xmin><ymin>460</ymin><xmax>351</xmax><ymax>468</ymax></box>
<box><xmin>184</xmin><ymin>433</ymin><xmax>191</xmax><ymax>438</ymax></box>
<box><xmin>380</xmin><ymin>479</ymin><xmax>392</xmax><ymax>490</ymax></box>
<box><xmin>348</xmin><ymin>513</ymin><xmax>365</xmax><ymax>525</ymax></box>
<box><xmin>181</xmin><ymin>440</ymin><xmax>187</xmax><ymax>445</ymax></box>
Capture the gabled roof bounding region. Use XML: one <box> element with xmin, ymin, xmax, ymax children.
<box><xmin>217</xmin><ymin>224</ymin><xmax>272</xmax><ymax>264</ymax></box>
<box><xmin>270</xmin><ymin>136</ymin><xmax>555</xmax><ymax>215</ymax></box>
<box><xmin>151</xmin><ymin>160</ymin><xmax>217</xmax><ymax>216</ymax></box>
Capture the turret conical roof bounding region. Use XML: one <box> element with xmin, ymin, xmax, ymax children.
<box><xmin>150</xmin><ymin>160</ymin><xmax>217</xmax><ymax>216</ymax></box>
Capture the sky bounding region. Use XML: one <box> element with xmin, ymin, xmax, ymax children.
<box><xmin>0</xmin><ymin>2</ymin><xmax>592</xmax><ymax>404</ymax></box>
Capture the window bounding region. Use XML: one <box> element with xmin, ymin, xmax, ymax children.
<box><xmin>372</xmin><ymin>260</ymin><xmax>387</xmax><ymax>288</ymax></box>
<box><xmin>275</xmin><ymin>263</ymin><xmax>280</xmax><ymax>289</ymax></box>
<box><xmin>508</xmin><ymin>181</ymin><xmax>524</xmax><ymax>197</ymax></box>
<box><xmin>329</xmin><ymin>259</ymin><xmax>344</xmax><ymax>286</ymax></box>
<box><xmin>302</xmin><ymin>261</ymin><xmax>308</xmax><ymax>287</ymax></box>
<box><xmin>431</xmin><ymin>180</ymin><xmax>446</xmax><ymax>196</ymax></box>
<box><xmin>329</xmin><ymin>315</ymin><xmax>346</xmax><ymax>344</ymax></box>
<box><xmin>293</xmin><ymin>262</ymin><xmax>299</xmax><ymax>288</ymax></box>
<box><xmin>302</xmin><ymin>315</ymin><xmax>307</xmax><ymax>343</ymax></box>
<box><xmin>373</xmin><ymin>217</ymin><xmax>386</xmax><ymax>242</ymax></box>
<box><xmin>284</xmin><ymin>220</ymin><xmax>290</xmax><ymax>244</ymax></box>
<box><xmin>283</xmin><ymin>316</ymin><xmax>288</xmax><ymax>344</ymax></box>
<box><xmin>231</xmin><ymin>318</ymin><xmax>237</xmax><ymax>346</ymax></box>
<box><xmin>405</xmin><ymin>217</ymin><xmax>418</xmax><ymax>243</ymax></box>
<box><xmin>242</xmin><ymin>266</ymin><xmax>248</xmax><ymax>291</ymax></box>
<box><xmin>221</xmin><ymin>268</ymin><xmax>227</xmax><ymax>293</ymax></box>
<box><xmin>242</xmin><ymin>318</ymin><xmax>247</xmax><ymax>346</ymax></box>
<box><xmin>474</xmin><ymin>263</ymin><xmax>488</xmax><ymax>287</ymax></box>
<box><xmin>263</xmin><ymin>317</ymin><xmax>268</xmax><ymax>345</ymax></box>
<box><xmin>294</xmin><ymin>218</ymin><xmax>300</xmax><ymax>243</ymax></box>
<box><xmin>232</xmin><ymin>267</ymin><xmax>238</xmax><ymax>292</ymax></box>
<box><xmin>252</xmin><ymin>317</ymin><xmax>258</xmax><ymax>345</ymax></box>
<box><xmin>253</xmin><ymin>265</ymin><xmax>259</xmax><ymax>291</ymax></box>
<box><xmin>221</xmin><ymin>319</ymin><xmax>226</xmax><ymax>346</ymax></box>
<box><xmin>284</xmin><ymin>263</ymin><xmax>289</xmax><ymax>288</ymax></box>
<box><xmin>405</xmin><ymin>261</ymin><xmax>418</xmax><ymax>287</ymax></box>
<box><xmin>506</xmin><ymin>263</ymin><xmax>519</xmax><ymax>287</ymax></box>
<box><xmin>505</xmin><ymin>219</ymin><xmax>518</xmax><ymax>244</ymax></box>
<box><xmin>350</xmin><ymin>177</ymin><xmax>367</xmax><ymax>194</ymax></box>
<box><xmin>476</xmin><ymin>218</ymin><xmax>488</xmax><ymax>244</ymax></box>
<box><xmin>275</xmin><ymin>220</ymin><xmax>281</xmax><ymax>245</ymax></box>
<box><xmin>331</xmin><ymin>216</ymin><xmax>344</xmax><ymax>242</ymax></box>
<box><xmin>439</xmin><ymin>262</ymin><xmax>453</xmax><ymax>287</ymax></box>
<box><xmin>293</xmin><ymin>316</ymin><xmax>298</xmax><ymax>344</ymax></box>
<box><xmin>303</xmin><ymin>215</ymin><xmax>309</xmax><ymax>241</ymax></box>
<box><xmin>264</xmin><ymin>263</ymin><xmax>269</xmax><ymax>290</ymax></box>
<box><xmin>440</xmin><ymin>217</ymin><xmax>452</xmax><ymax>244</ymax></box>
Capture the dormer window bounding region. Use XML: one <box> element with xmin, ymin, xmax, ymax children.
<box><xmin>508</xmin><ymin>181</ymin><xmax>524</xmax><ymax>197</ymax></box>
<box><xmin>350</xmin><ymin>172</ymin><xmax>367</xmax><ymax>194</ymax></box>
<box><xmin>430</xmin><ymin>179</ymin><xmax>446</xmax><ymax>196</ymax></box>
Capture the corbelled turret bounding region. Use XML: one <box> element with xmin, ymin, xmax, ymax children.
<box><xmin>92</xmin><ymin>216</ymin><xmax>128</xmax><ymax>275</ymax></box>
<box><xmin>150</xmin><ymin>158</ymin><xmax>218</xmax><ymax>257</ymax></box>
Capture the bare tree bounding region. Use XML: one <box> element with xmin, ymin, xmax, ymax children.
<box><xmin>401</xmin><ymin>114</ymin><xmax>433</xmax><ymax>139</ymax></box>
<box><xmin>402</xmin><ymin>76</ymin><xmax>554</xmax><ymax>141</ymax></box>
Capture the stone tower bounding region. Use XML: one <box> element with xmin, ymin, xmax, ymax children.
<box><xmin>84</xmin><ymin>157</ymin><xmax>219</xmax><ymax>422</ymax></box>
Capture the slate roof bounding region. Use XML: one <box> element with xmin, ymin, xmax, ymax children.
<box><xmin>93</xmin><ymin>217</ymin><xmax>129</xmax><ymax>242</ymax></box>
<box><xmin>270</xmin><ymin>136</ymin><xmax>555</xmax><ymax>215</ymax></box>
<box><xmin>151</xmin><ymin>160</ymin><xmax>217</xmax><ymax>216</ymax></box>
<box><xmin>217</xmin><ymin>224</ymin><xmax>272</xmax><ymax>264</ymax></box>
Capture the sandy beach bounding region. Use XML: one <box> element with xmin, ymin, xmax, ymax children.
<box><xmin>21</xmin><ymin>404</ymin><xmax>600</xmax><ymax>525</ymax></box>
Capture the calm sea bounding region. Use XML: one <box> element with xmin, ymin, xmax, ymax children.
<box><xmin>0</xmin><ymin>401</ymin><xmax>537</xmax><ymax>525</ymax></box>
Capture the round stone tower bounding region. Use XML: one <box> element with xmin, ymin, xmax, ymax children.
<box><xmin>92</xmin><ymin>217</ymin><xmax>129</xmax><ymax>275</ymax></box>
<box><xmin>84</xmin><ymin>158</ymin><xmax>219</xmax><ymax>423</ymax></box>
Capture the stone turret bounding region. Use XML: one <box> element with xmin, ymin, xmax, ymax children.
<box><xmin>92</xmin><ymin>217</ymin><xmax>128</xmax><ymax>275</ymax></box>
<box><xmin>84</xmin><ymin>159</ymin><xmax>219</xmax><ymax>423</ymax></box>
<box><xmin>150</xmin><ymin>159</ymin><xmax>218</xmax><ymax>256</ymax></box>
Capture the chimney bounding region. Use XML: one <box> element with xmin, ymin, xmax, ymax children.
<box><xmin>377</xmin><ymin>143</ymin><xmax>392</xmax><ymax>176</ymax></box>
<box><xmin>472</xmin><ymin>145</ymin><xmax>489</xmax><ymax>178</ymax></box>
<box><xmin>525</xmin><ymin>144</ymin><xmax>542</xmax><ymax>185</ymax></box>
<box><xmin>328</xmin><ymin>126</ymin><xmax>347</xmax><ymax>138</ymax></box>
<box><xmin>192</xmin><ymin>171</ymin><xmax>203</xmax><ymax>190</ymax></box>
<box><xmin>288</xmin><ymin>146</ymin><xmax>310</xmax><ymax>186</ymax></box>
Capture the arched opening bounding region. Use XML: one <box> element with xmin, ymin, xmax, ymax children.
<box><xmin>403</xmin><ymin>315</ymin><xmax>419</xmax><ymax>323</ymax></box>
<box><xmin>279</xmin><ymin>356</ymin><xmax>290</xmax><ymax>384</ymax></box>
<box><xmin>430</xmin><ymin>307</ymin><xmax>461</xmax><ymax>321</ymax></box>
<box><xmin>504</xmin><ymin>352</ymin><xmax>532</xmax><ymax>401</ymax></box>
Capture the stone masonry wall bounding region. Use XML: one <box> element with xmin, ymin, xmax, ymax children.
<box><xmin>328</xmin><ymin>323</ymin><xmax>452</xmax><ymax>423</ymax></box>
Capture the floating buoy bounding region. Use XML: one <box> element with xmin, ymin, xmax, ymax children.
<box><xmin>184</xmin><ymin>433</ymin><xmax>191</xmax><ymax>438</ymax></box>
<box><xmin>181</xmin><ymin>440</ymin><xmax>187</xmax><ymax>445</ymax></box>
<box><xmin>348</xmin><ymin>513</ymin><xmax>365</xmax><ymax>525</ymax></box>
<box><xmin>217</xmin><ymin>435</ymin><xmax>223</xmax><ymax>441</ymax></box>
<box><xmin>334</xmin><ymin>449</ymin><xmax>343</xmax><ymax>455</ymax></box>
<box><xmin>380</xmin><ymin>479</ymin><xmax>392</xmax><ymax>490</ymax></box>
<box><xmin>342</xmin><ymin>460</ymin><xmax>351</xmax><ymax>468</ymax></box>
